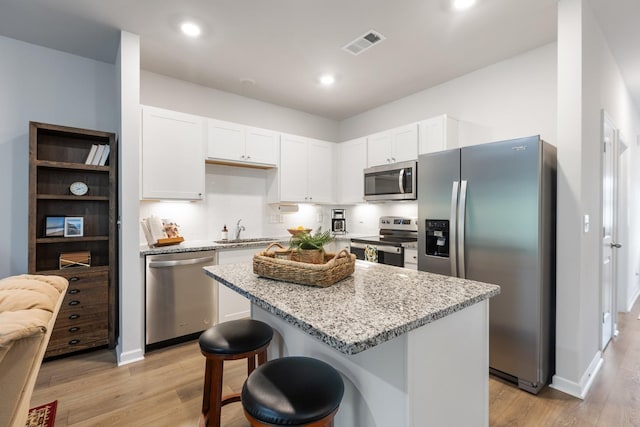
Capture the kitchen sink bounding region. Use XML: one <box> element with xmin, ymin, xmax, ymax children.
<box><xmin>214</xmin><ymin>237</ymin><xmax>281</xmax><ymax>244</ymax></box>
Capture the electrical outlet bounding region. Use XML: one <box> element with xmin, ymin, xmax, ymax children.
<box><xmin>269</xmin><ymin>214</ymin><xmax>279</xmax><ymax>224</ymax></box>
<box><xmin>316</xmin><ymin>213</ymin><xmax>323</xmax><ymax>222</ymax></box>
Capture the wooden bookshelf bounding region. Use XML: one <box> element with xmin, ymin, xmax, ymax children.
<box><xmin>28</xmin><ymin>122</ymin><xmax>118</xmax><ymax>358</ymax></box>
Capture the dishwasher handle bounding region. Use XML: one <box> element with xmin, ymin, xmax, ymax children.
<box><xmin>148</xmin><ymin>256</ymin><xmax>215</xmax><ymax>268</ymax></box>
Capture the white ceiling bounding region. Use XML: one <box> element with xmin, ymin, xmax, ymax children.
<box><xmin>0</xmin><ymin>0</ymin><xmax>637</xmax><ymax>121</ymax></box>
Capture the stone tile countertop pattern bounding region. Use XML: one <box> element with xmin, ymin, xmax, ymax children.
<box><xmin>139</xmin><ymin>233</ymin><xmax>362</xmax><ymax>256</ymax></box>
<box><xmin>204</xmin><ymin>261</ymin><xmax>500</xmax><ymax>355</ymax></box>
<box><xmin>139</xmin><ymin>238</ymin><xmax>289</xmax><ymax>256</ymax></box>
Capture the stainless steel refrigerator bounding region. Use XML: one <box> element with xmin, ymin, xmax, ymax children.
<box><xmin>417</xmin><ymin>135</ymin><xmax>556</xmax><ymax>394</ymax></box>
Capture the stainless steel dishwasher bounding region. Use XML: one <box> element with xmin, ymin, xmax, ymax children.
<box><xmin>145</xmin><ymin>250</ymin><xmax>217</xmax><ymax>347</ymax></box>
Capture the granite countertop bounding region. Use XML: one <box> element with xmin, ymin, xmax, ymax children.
<box><xmin>140</xmin><ymin>232</ymin><xmax>366</xmax><ymax>255</ymax></box>
<box><xmin>139</xmin><ymin>238</ymin><xmax>289</xmax><ymax>256</ymax></box>
<box><xmin>204</xmin><ymin>261</ymin><xmax>500</xmax><ymax>355</ymax></box>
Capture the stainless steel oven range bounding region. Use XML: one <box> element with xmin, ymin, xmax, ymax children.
<box><xmin>350</xmin><ymin>216</ymin><xmax>418</xmax><ymax>267</ymax></box>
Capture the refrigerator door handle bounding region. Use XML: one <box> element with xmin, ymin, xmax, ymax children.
<box><xmin>458</xmin><ymin>180</ymin><xmax>468</xmax><ymax>279</ymax></box>
<box><xmin>450</xmin><ymin>181</ymin><xmax>459</xmax><ymax>277</ymax></box>
<box><xmin>398</xmin><ymin>168</ymin><xmax>406</xmax><ymax>194</ymax></box>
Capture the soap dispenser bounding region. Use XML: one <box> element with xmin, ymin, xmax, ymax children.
<box><xmin>221</xmin><ymin>225</ymin><xmax>228</xmax><ymax>241</ymax></box>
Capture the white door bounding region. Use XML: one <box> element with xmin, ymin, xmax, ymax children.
<box><xmin>280</xmin><ymin>135</ymin><xmax>309</xmax><ymax>202</ymax></box>
<box><xmin>367</xmin><ymin>131</ymin><xmax>392</xmax><ymax>167</ymax></box>
<box><xmin>307</xmin><ymin>139</ymin><xmax>334</xmax><ymax>203</ymax></box>
<box><xmin>338</xmin><ymin>138</ymin><xmax>367</xmax><ymax>204</ymax></box>
<box><xmin>245</xmin><ymin>126</ymin><xmax>278</xmax><ymax>165</ymax></box>
<box><xmin>601</xmin><ymin>111</ymin><xmax>619</xmax><ymax>350</ymax></box>
<box><xmin>207</xmin><ymin>119</ymin><xmax>245</xmax><ymax>161</ymax></box>
<box><xmin>390</xmin><ymin>123</ymin><xmax>418</xmax><ymax>162</ymax></box>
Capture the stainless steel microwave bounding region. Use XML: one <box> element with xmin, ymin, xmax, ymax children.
<box><xmin>363</xmin><ymin>160</ymin><xmax>417</xmax><ymax>201</ymax></box>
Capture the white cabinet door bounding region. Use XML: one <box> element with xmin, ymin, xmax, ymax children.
<box><xmin>207</xmin><ymin>120</ymin><xmax>279</xmax><ymax>167</ymax></box>
<box><xmin>141</xmin><ymin>106</ymin><xmax>205</xmax><ymax>200</ymax></box>
<box><xmin>418</xmin><ymin>115</ymin><xmax>459</xmax><ymax>154</ymax></box>
<box><xmin>391</xmin><ymin>123</ymin><xmax>418</xmax><ymax>162</ymax></box>
<box><xmin>367</xmin><ymin>124</ymin><xmax>417</xmax><ymax>167</ymax></box>
<box><xmin>207</xmin><ymin>119</ymin><xmax>245</xmax><ymax>161</ymax></box>
<box><xmin>367</xmin><ymin>131</ymin><xmax>392</xmax><ymax>167</ymax></box>
<box><xmin>216</xmin><ymin>247</ymin><xmax>264</xmax><ymax>322</ymax></box>
<box><xmin>280</xmin><ymin>135</ymin><xmax>309</xmax><ymax>202</ymax></box>
<box><xmin>307</xmin><ymin>139</ymin><xmax>334</xmax><ymax>203</ymax></box>
<box><xmin>337</xmin><ymin>138</ymin><xmax>367</xmax><ymax>204</ymax></box>
<box><xmin>245</xmin><ymin>126</ymin><xmax>278</xmax><ymax>165</ymax></box>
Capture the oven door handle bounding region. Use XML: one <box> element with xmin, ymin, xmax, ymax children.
<box><xmin>350</xmin><ymin>242</ymin><xmax>402</xmax><ymax>254</ymax></box>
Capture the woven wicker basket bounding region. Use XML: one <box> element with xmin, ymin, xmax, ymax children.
<box><xmin>253</xmin><ymin>242</ymin><xmax>356</xmax><ymax>287</ymax></box>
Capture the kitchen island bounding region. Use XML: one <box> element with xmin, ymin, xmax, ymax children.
<box><xmin>204</xmin><ymin>261</ymin><xmax>500</xmax><ymax>427</ymax></box>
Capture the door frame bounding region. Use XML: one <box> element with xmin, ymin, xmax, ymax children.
<box><xmin>600</xmin><ymin>110</ymin><xmax>619</xmax><ymax>351</ymax></box>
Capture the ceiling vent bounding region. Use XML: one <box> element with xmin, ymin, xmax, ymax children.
<box><xmin>342</xmin><ymin>30</ymin><xmax>386</xmax><ymax>56</ymax></box>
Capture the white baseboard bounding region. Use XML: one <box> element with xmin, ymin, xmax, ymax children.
<box><xmin>550</xmin><ymin>351</ymin><xmax>602</xmax><ymax>399</ymax></box>
<box><xmin>116</xmin><ymin>343</ymin><xmax>145</xmax><ymax>366</ymax></box>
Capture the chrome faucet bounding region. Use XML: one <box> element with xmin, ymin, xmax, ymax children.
<box><xmin>235</xmin><ymin>219</ymin><xmax>246</xmax><ymax>240</ymax></box>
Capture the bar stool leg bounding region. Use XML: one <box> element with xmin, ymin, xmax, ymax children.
<box><xmin>257</xmin><ymin>349</ymin><xmax>267</xmax><ymax>365</ymax></box>
<box><xmin>204</xmin><ymin>358</ymin><xmax>224</xmax><ymax>427</ymax></box>
<box><xmin>201</xmin><ymin>359</ymin><xmax>213</xmax><ymax>419</ymax></box>
<box><xmin>247</xmin><ymin>354</ymin><xmax>256</xmax><ymax>376</ymax></box>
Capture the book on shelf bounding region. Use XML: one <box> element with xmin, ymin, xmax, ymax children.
<box><xmin>97</xmin><ymin>144</ymin><xmax>110</xmax><ymax>166</ymax></box>
<box><xmin>92</xmin><ymin>145</ymin><xmax>106</xmax><ymax>165</ymax></box>
<box><xmin>85</xmin><ymin>144</ymin><xmax>98</xmax><ymax>164</ymax></box>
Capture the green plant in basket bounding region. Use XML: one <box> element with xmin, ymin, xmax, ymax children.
<box><xmin>289</xmin><ymin>227</ymin><xmax>333</xmax><ymax>252</ymax></box>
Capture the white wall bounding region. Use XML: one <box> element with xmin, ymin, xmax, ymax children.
<box><xmin>141</xmin><ymin>70</ymin><xmax>339</xmax><ymax>142</ymax></box>
<box><xmin>116</xmin><ymin>31</ymin><xmax>144</xmax><ymax>365</ymax></box>
<box><xmin>553</xmin><ymin>0</ymin><xmax>640</xmax><ymax>398</ymax></box>
<box><xmin>339</xmin><ymin>43</ymin><xmax>557</xmax><ymax>146</ymax></box>
<box><xmin>0</xmin><ymin>35</ymin><xmax>117</xmax><ymax>278</ymax></box>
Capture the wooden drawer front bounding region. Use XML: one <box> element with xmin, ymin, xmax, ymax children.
<box><xmin>46</xmin><ymin>330</ymin><xmax>109</xmax><ymax>356</ymax></box>
<box><xmin>54</xmin><ymin>305</ymin><xmax>108</xmax><ymax>329</ymax></box>
<box><xmin>45</xmin><ymin>269</ymin><xmax>109</xmax><ymax>357</ymax></box>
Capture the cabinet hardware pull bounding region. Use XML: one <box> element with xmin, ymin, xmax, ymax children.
<box><xmin>69</xmin><ymin>300</ymin><xmax>80</xmax><ymax>306</ymax></box>
<box><xmin>69</xmin><ymin>314</ymin><xmax>80</xmax><ymax>320</ymax></box>
<box><xmin>69</xmin><ymin>277</ymin><xmax>80</xmax><ymax>282</ymax></box>
<box><xmin>69</xmin><ymin>339</ymin><xmax>80</xmax><ymax>345</ymax></box>
<box><xmin>69</xmin><ymin>327</ymin><xmax>80</xmax><ymax>332</ymax></box>
<box><xmin>68</xmin><ymin>289</ymin><xmax>80</xmax><ymax>294</ymax></box>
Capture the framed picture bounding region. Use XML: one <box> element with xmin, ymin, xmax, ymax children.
<box><xmin>45</xmin><ymin>216</ymin><xmax>65</xmax><ymax>237</ymax></box>
<box><xmin>64</xmin><ymin>217</ymin><xmax>84</xmax><ymax>237</ymax></box>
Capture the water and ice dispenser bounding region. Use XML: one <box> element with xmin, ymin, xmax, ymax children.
<box><xmin>425</xmin><ymin>220</ymin><xmax>450</xmax><ymax>258</ymax></box>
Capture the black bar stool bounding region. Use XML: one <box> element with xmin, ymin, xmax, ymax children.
<box><xmin>199</xmin><ymin>319</ymin><xmax>273</xmax><ymax>427</ymax></box>
<box><xmin>241</xmin><ymin>356</ymin><xmax>345</xmax><ymax>427</ymax></box>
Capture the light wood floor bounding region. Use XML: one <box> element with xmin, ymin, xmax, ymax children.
<box><xmin>31</xmin><ymin>299</ymin><xmax>640</xmax><ymax>427</ymax></box>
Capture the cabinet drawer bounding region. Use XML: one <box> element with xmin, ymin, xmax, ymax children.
<box><xmin>45</xmin><ymin>269</ymin><xmax>109</xmax><ymax>357</ymax></box>
<box><xmin>46</xmin><ymin>330</ymin><xmax>109</xmax><ymax>356</ymax></box>
<box><xmin>54</xmin><ymin>305</ymin><xmax>108</xmax><ymax>329</ymax></box>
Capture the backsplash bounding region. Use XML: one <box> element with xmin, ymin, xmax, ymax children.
<box><xmin>139</xmin><ymin>163</ymin><xmax>417</xmax><ymax>245</ymax></box>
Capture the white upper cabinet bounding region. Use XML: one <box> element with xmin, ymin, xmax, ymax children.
<box><xmin>274</xmin><ymin>134</ymin><xmax>334</xmax><ymax>204</ymax></box>
<box><xmin>141</xmin><ymin>106</ymin><xmax>205</xmax><ymax>200</ymax></box>
<box><xmin>207</xmin><ymin>119</ymin><xmax>278</xmax><ymax>167</ymax></box>
<box><xmin>367</xmin><ymin>123</ymin><xmax>418</xmax><ymax>167</ymax></box>
<box><xmin>337</xmin><ymin>137</ymin><xmax>367</xmax><ymax>204</ymax></box>
<box><xmin>418</xmin><ymin>115</ymin><xmax>459</xmax><ymax>154</ymax></box>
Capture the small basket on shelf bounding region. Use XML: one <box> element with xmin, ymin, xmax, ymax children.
<box><xmin>253</xmin><ymin>242</ymin><xmax>356</xmax><ymax>288</ymax></box>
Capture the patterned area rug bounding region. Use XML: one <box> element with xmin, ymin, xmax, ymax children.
<box><xmin>26</xmin><ymin>401</ymin><xmax>57</xmax><ymax>427</ymax></box>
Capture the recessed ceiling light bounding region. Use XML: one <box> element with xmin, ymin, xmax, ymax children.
<box><xmin>319</xmin><ymin>74</ymin><xmax>335</xmax><ymax>86</ymax></box>
<box><xmin>180</xmin><ymin>21</ymin><xmax>201</xmax><ymax>37</ymax></box>
<box><xmin>453</xmin><ymin>0</ymin><xmax>476</xmax><ymax>10</ymax></box>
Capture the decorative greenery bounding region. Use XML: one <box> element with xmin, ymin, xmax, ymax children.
<box><xmin>289</xmin><ymin>227</ymin><xmax>333</xmax><ymax>252</ymax></box>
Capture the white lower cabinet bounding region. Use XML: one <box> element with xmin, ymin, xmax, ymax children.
<box><xmin>404</xmin><ymin>248</ymin><xmax>418</xmax><ymax>270</ymax></box>
<box><xmin>325</xmin><ymin>240</ymin><xmax>351</xmax><ymax>255</ymax></box>
<box><xmin>216</xmin><ymin>247</ymin><xmax>266</xmax><ymax>322</ymax></box>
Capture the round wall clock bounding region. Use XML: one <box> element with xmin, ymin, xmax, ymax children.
<box><xmin>70</xmin><ymin>181</ymin><xmax>89</xmax><ymax>196</ymax></box>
